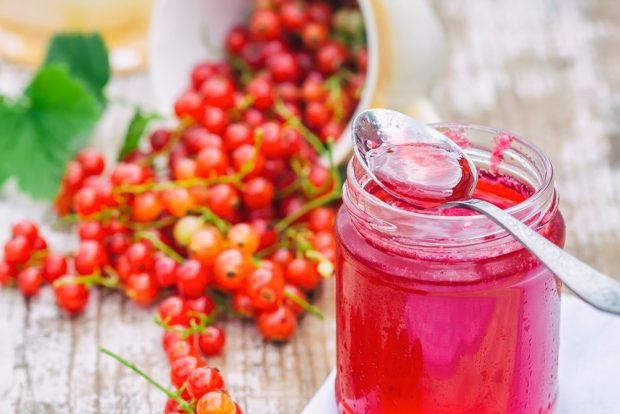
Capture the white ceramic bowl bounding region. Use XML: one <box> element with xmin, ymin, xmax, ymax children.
<box><xmin>148</xmin><ymin>0</ymin><xmax>445</xmax><ymax>164</ymax></box>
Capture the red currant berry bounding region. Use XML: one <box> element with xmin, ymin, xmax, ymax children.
<box><xmin>185</xmin><ymin>295</ymin><xmax>216</xmax><ymax>317</ymax></box>
<box><xmin>125</xmin><ymin>272</ymin><xmax>159</xmax><ymax>306</ymax></box>
<box><xmin>182</xmin><ymin>126</ymin><xmax>223</xmax><ymax>154</ymax></box>
<box><xmin>191</xmin><ymin>62</ymin><xmax>218</xmax><ymax>90</ymax></box>
<box><xmin>269</xmin><ymin>248</ymin><xmax>294</xmax><ymax>269</ymax></box>
<box><xmin>73</xmin><ymin>187</ymin><xmax>101</xmax><ymax>216</ymax></box>
<box><xmin>159</xmin><ymin>296</ymin><xmax>190</xmax><ymax>326</ymax></box>
<box><xmin>63</xmin><ymin>161</ymin><xmax>85</xmax><ymax>192</ymax></box>
<box><xmin>173</xmin><ymin>158</ymin><xmax>197</xmax><ymax>180</ymax></box>
<box><xmin>201</xmin><ymin>76</ymin><xmax>236</xmax><ymax>110</ymax></box>
<box><xmin>266</xmin><ymin>51</ymin><xmax>301</xmax><ymax>82</ymax></box>
<box><xmin>243</xmin><ymin>108</ymin><xmax>266</xmax><ymax>128</ymax></box>
<box><xmin>176</xmin><ymin>260</ymin><xmax>210</xmax><ymax>299</ymax></box>
<box><xmin>150</xmin><ymin>128</ymin><xmax>172</xmax><ymax>152</ymax></box>
<box><xmin>226</xmin><ymin>26</ymin><xmax>249</xmax><ymax>54</ymax></box>
<box><xmin>74</xmin><ymin>241</ymin><xmax>106</xmax><ymax>275</ymax></box>
<box><xmin>246</xmin><ymin>263</ymin><xmax>285</xmax><ymax>311</ymax></box>
<box><xmin>197</xmin><ymin>326</ymin><xmax>226</xmax><ymax>357</ymax></box>
<box><xmin>54</xmin><ymin>276</ymin><xmax>90</xmax><ymax>314</ymax></box>
<box><xmin>196</xmin><ymin>391</ymin><xmax>236</xmax><ymax>414</ymax></box>
<box><xmin>42</xmin><ymin>253</ymin><xmax>68</xmax><ymax>283</ymax></box>
<box><xmin>162</xmin><ymin>188</ymin><xmax>196</xmax><ymax>218</ymax></box>
<box><xmin>78</xmin><ymin>220</ymin><xmax>106</xmax><ymax>241</ymax></box>
<box><xmin>242</xmin><ymin>177</ymin><xmax>275</xmax><ymax>210</ymax></box>
<box><xmin>304</xmin><ymin>101</ymin><xmax>332</xmax><ymax>129</ymax></box>
<box><xmin>307</xmin><ymin>1</ymin><xmax>332</xmax><ymax>24</ymax></box>
<box><xmin>189</xmin><ymin>227</ymin><xmax>224</xmax><ymax>267</ymax></box>
<box><xmin>126</xmin><ymin>242</ymin><xmax>155</xmax><ymax>273</ymax></box>
<box><xmin>4</xmin><ymin>235</ymin><xmax>32</xmax><ymax>265</ymax></box>
<box><xmin>246</xmin><ymin>77</ymin><xmax>275</xmax><ymax>111</ymax></box>
<box><xmin>224</xmin><ymin>123</ymin><xmax>253</xmax><ymax>151</ymax></box>
<box><xmin>301</xmin><ymin>22</ymin><xmax>328</xmax><ymax>50</ymax></box>
<box><xmin>167</xmin><ymin>340</ymin><xmax>197</xmax><ymax>363</ymax></box>
<box><xmin>212</xmin><ymin>248</ymin><xmax>250</xmax><ymax>291</ymax></box>
<box><xmin>175</xmin><ymin>90</ymin><xmax>203</xmax><ymax>120</ymax></box>
<box><xmin>0</xmin><ymin>260</ymin><xmax>16</xmax><ymax>286</ymax></box>
<box><xmin>201</xmin><ymin>106</ymin><xmax>229</xmax><ymax>135</ymax></box>
<box><xmin>11</xmin><ymin>220</ymin><xmax>39</xmax><ymax>244</ymax></box>
<box><xmin>280</xmin><ymin>1</ymin><xmax>307</xmax><ymax>31</ymax></box>
<box><xmin>153</xmin><ymin>255</ymin><xmax>178</xmax><ymax>288</ymax></box>
<box><xmin>76</xmin><ymin>149</ymin><xmax>105</xmax><ymax>176</ymax></box>
<box><xmin>132</xmin><ymin>191</ymin><xmax>162</xmax><ymax>222</ymax></box>
<box><xmin>316</xmin><ymin>41</ymin><xmax>348</xmax><ymax>75</ymax></box>
<box><xmin>232</xmin><ymin>293</ymin><xmax>255</xmax><ymax>318</ymax></box>
<box><xmin>249</xmin><ymin>9</ymin><xmax>281</xmax><ymax>41</ymax></box>
<box><xmin>207</xmin><ymin>184</ymin><xmax>240</xmax><ymax>219</ymax></box>
<box><xmin>232</xmin><ymin>144</ymin><xmax>264</xmax><ymax>179</ymax></box>
<box><xmin>308</xmin><ymin>207</ymin><xmax>337</xmax><ymax>232</ymax></box>
<box><xmin>110</xmin><ymin>163</ymin><xmax>147</xmax><ymax>186</ymax></box>
<box><xmin>196</xmin><ymin>147</ymin><xmax>230</xmax><ymax>178</ymax></box>
<box><xmin>170</xmin><ymin>355</ymin><xmax>204</xmax><ymax>388</ymax></box>
<box><xmin>17</xmin><ymin>267</ymin><xmax>43</xmax><ymax>297</ymax></box>
<box><xmin>257</xmin><ymin>306</ymin><xmax>297</xmax><ymax>341</ymax></box>
<box><xmin>286</xmin><ymin>258</ymin><xmax>319</xmax><ymax>291</ymax></box>
<box><xmin>188</xmin><ymin>366</ymin><xmax>225</xmax><ymax>399</ymax></box>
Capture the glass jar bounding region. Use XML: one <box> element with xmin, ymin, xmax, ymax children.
<box><xmin>335</xmin><ymin>124</ymin><xmax>565</xmax><ymax>414</ymax></box>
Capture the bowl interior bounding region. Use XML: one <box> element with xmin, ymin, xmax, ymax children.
<box><xmin>148</xmin><ymin>0</ymin><xmax>377</xmax><ymax>165</ymax></box>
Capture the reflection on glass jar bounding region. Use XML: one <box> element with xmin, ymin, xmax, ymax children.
<box><xmin>0</xmin><ymin>0</ymin><xmax>154</xmax><ymax>72</ymax></box>
<box><xmin>336</xmin><ymin>124</ymin><xmax>565</xmax><ymax>414</ymax></box>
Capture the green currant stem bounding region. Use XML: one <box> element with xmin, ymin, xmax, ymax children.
<box><xmin>325</xmin><ymin>75</ymin><xmax>344</xmax><ymax>122</ymax></box>
<box><xmin>155</xmin><ymin>310</ymin><xmax>218</xmax><ymax>340</ymax></box>
<box><xmin>254</xmin><ymin>238</ymin><xmax>290</xmax><ymax>259</ymax></box>
<box><xmin>275</xmin><ymin>187</ymin><xmax>341</xmax><ymax>233</ymax></box>
<box><xmin>114</xmin><ymin>175</ymin><xmax>241</xmax><ymax>195</ymax></box>
<box><xmin>58</xmin><ymin>207</ymin><xmax>119</xmax><ymax>225</ymax></box>
<box><xmin>54</xmin><ymin>270</ymin><xmax>119</xmax><ymax>289</ymax></box>
<box><xmin>305</xmin><ymin>250</ymin><xmax>335</xmax><ymax>278</ymax></box>
<box><xmin>284</xmin><ymin>227</ymin><xmax>314</xmax><ymax>254</ymax></box>
<box><xmin>99</xmin><ymin>347</ymin><xmax>195</xmax><ymax>413</ymax></box>
<box><xmin>274</xmin><ymin>179</ymin><xmax>301</xmax><ymax>199</ymax></box>
<box><xmin>137</xmin><ymin>231</ymin><xmax>184</xmax><ymax>264</ymax></box>
<box><xmin>289</xmin><ymin>157</ymin><xmax>316</xmax><ymax>196</ymax></box>
<box><xmin>274</xmin><ymin>100</ymin><xmax>327</xmax><ymax>155</ymax></box>
<box><xmin>121</xmin><ymin>216</ymin><xmax>177</xmax><ymax>231</ymax></box>
<box><xmin>284</xmin><ymin>291</ymin><xmax>324</xmax><ymax>320</ymax></box>
<box><xmin>229</xmin><ymin>55</ymin><xmax>253</xmax><ymax>86</ymax></box>
<box><xmin>191</xmin><ymin>207</ymin><xmax>231</xmax><ymax>234</ymax></box>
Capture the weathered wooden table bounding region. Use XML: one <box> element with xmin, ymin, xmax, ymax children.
<box><xmin>2</xmin><ymin>0</ymin><xmax>620</xmax><ymax>412</ymax></box>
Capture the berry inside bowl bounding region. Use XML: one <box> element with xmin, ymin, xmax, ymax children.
<box><xmin>148</xmin><ymin>0</ymin><xmax>444</xmax><ymax>165</ymax></box>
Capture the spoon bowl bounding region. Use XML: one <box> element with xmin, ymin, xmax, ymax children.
<box><xmin>353</xmin><ymin>108</ymin><xmax>620</xmax><ymax>315</ymax></box>
<box><xmin>353</xmin><ymin>109</ymin><xmax>478</xmax><ymax>209</ymax></box>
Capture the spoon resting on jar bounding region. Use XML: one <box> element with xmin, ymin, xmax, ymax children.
<box><xmin>353</xmin><ymin>108</ymin><xmax>620</xmax><ymax>315</ymax></box>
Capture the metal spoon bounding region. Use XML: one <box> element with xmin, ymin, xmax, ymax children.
<box><xmin>352</xmin><ymin>108</ymin><xmax>620</xmax><ymax>315</ymax></box>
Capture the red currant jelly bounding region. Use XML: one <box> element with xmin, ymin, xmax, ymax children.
<box><xmin>336</xmin><ymin>124</ymin><xmax>565</xmax><ymax>414</ymax></box>
<box><xmin>368</xmin><ymin>142</ymin><xmax>477</xmax><ymax>209</ymax></box>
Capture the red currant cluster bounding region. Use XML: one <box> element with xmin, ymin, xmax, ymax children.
<box><xmin>101</xmin><ymin>345</ymin><xmax>242</xmax><ymax>414</ymax></box>
<box><xmin>1</xmin><ymin>0</ymin><xmax>365</xmax><ymax>411</ymax></box>
<box><xmin>0</xmin><ymin>220</ymin><xmax>91</xmax><ymax>314</ymax></box>
<box><xmin>176</xmin><ymin>0</ymin><xmax>366</xmax><ymax>146</ymax></box>
<box><xmin>165</xmin><ymin>344</ymin><xmax>242</xmax><ymax>414</ymax></box>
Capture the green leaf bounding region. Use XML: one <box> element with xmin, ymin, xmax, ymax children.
<box><xmin>118</xmin><ymin>109</ymin><xmax>160</xmax><ymax>160</ymax></box>
<box><xmin>43</xmin><ymin>33</ymin><xmax>110</xmax><ymax>104</ymax></box>
<box><xmin>0</xmin><ymin>65</ymin><xmax>102</xmax><ymax>199</ymax></box>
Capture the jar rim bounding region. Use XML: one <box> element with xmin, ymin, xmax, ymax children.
<box><xmin>343</xmin><ymin>122</ymin><xmax>558</xmax><ymax>252</ymax></box>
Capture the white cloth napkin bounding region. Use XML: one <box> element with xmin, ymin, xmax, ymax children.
<box><xmin>302</xmin><ymin>294</ymin><xmax>620</xmax><ymax>414</ymax></box>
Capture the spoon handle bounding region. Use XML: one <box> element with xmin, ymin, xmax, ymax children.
<box><xmin>457</xmin><ymin>199</ymin><xmax>620</xmax><ymax>315</ymax></box>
